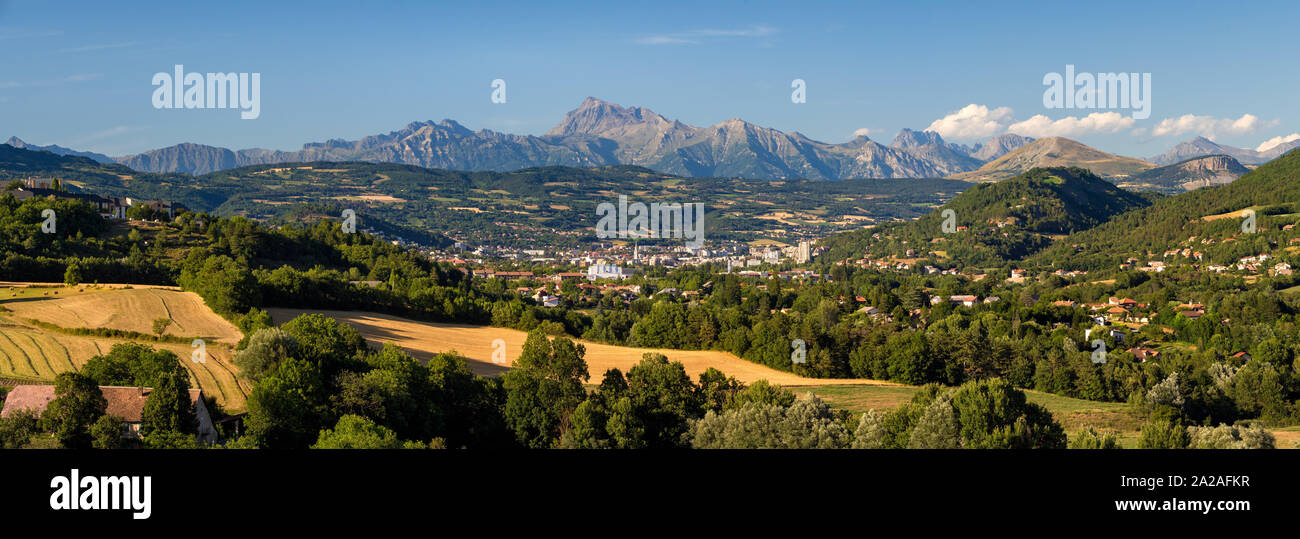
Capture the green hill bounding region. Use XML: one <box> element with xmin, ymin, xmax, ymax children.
<box><xmin>1032</xmin><ymin>148</ymin><xmax>1300</xmax><ymax>270</ymax></box>
<box><xmin>820</xmin><ymin>167</ymin><xmax>1152</xmax><ymax>267</ymax></box>
<box><xmin>0</xmin><ymin>146</ymin><xmax>450</xmax><ymax>249</ymax></box>
<box><xmin>1119</xmin><ymin>154</ymin><xmax>1249</xmax><ymax>194</ymax></box>
<box><xmin>0</xmin><ymin>143</ymin><xmax>227</xmax><ymax>209</ymax></box>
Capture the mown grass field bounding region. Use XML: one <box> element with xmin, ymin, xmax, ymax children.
<box><xmin>0</xmin><ymin>284</ymin><xmax>249</xmax><ymax>410</ymax></box>
<box><xmin>785</xmin><ymin>383</ymin><xmax>1148</xmax><ymax>447</ymax></box>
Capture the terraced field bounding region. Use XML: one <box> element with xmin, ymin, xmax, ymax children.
<box><xmin>0</xmin><ymin>285</ymin><xmax>249</xmax><ymax>409</ymax></box>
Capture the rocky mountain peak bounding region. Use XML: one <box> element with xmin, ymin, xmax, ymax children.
<box><xmin>971</xmin><ymin>133</ymin><xmax>1034</xmax><ymax>161</ymax></box>
<box><xmin>546</xmin><ymin>97</ymin><xmax>669</xmax><ymax>137</ymax></box>
<box><xmin>890</xmin><ymin>128</ymin><xmax>945</xmax><ymax>149</ymax></box>
<box><xmin>1176</xmin><ymin>154</ymin><xmax>1246</xmax><ymax>173</ymax></box>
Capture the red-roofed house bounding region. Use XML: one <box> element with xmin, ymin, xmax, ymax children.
<box><xmin>949</xmin><ymin>295</ymin><xmax>978</xmax><ymax>307</ymax></box>
<box><xmin>1</xmin><ymin>385</ymin><xmax>217</xmax><ymax>443</ymax></box>
<box><xmin>1128</xmin><ymin>347</ymin><xmax>1160</xmax><ymax>362</ymax></box>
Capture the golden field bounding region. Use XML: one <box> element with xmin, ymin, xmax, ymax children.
<box><xmin>267</xmin><ymin>308</ymin><xmax>895</xmax><ymax>387</ymax></box>
<box><xmin>0</xmin><ymin>285</ymin><xmax>248</xmax><ymax>409</ymax></box>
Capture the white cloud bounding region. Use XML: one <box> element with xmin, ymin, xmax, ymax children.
<box><xmin>634</xmin><ymin>35</ymin><xmax>698</xmax><ymax>45</ymax></box>
<box><xmin>852</xmin><ymin>127</ymin><xmax>872</xmax><ymax>138</ymax></box>
<box><xmin>635</xmin><ymin>25</ymin><xmax>776</xmax><ymax>45</ymax></box>
<box><xmin>1006</xmin><ymin>112</ymin><xmax>1135</xmax><ymax>138</ymax></box>
<box><xmin>71</xmin><ymin>126</ymin><xmax>144</xmax><ymax>145</ymax></box>
<box><xmin>692</xmin><ymin>25</ymin><xmax>776</xmax><ymax>38</ymax></box>
<box><xmin>924</xmin><ymin>104</ymin><xmax>1014</xmax><ymax>140</ymax></box>
<box><xmin>1256</xmin><ymin>133</ymin><xmax>1300</xmax><ymax>152</ymax></box>
<box><xmin>59</xmin><ymin>41</ymin><xmax>139</xmax><ymax>53</ymax></box>
<box><xmin>1149</xmin><ymin>113</ymin><xmax>1273</xmax><ymax>138</ymax></box>
<box><xmin>0</xmin><ymin>73</ymin><xmax>101</xmax><ymax>89</ymax></box>
<box><xmin>923</xmin><ymin>104</ymin><xmax>1279</xmax><ymax>146</ymax></box>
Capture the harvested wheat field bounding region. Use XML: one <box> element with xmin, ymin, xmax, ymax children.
<box><xmin>3</xmin><ymin>287</ymin><xmax>242</xmax><ymax>345</ymax></box>
<box><xmin>148</xmin><ymin>339</ymin><xmax>247</xmax><ymax>410</ymax></box>
<box><xmin>1272</xmin><ymin>428</ymin><xmax>1300</xmax><ymax>450</ymax></box>
<box><xmin>0</xmin><ymin>324</ymin><xmax>248</xmax><ymax>410</ymax></box>
<box><xmin>0</xmin><ymin>284</ymin><xmax>250</xmax><ymax>409</ymax></box>
<box><xmin>267</xmin><ymin>308</ymin><xmax>896</xmax><ymax>387</ymax></box>
<box><xmin>0</xmin><ymin>324</ymin><xmax>99</xmax><ymax>377</ymax></box>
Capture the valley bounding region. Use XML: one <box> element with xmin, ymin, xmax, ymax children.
<box><xmin>2</xmin><ymin>128</ymin><xmax>1299</xmax><ymax>453</ymax></box>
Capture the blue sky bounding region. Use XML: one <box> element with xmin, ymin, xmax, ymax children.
<box><xmin>2</xmin><ymin>0</ymin><xmax>1297</xmax><ymax>158</ymax></box>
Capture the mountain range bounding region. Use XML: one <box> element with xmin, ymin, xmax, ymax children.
<box><xmin>1148</xmin><ymin>135</ymin><xmax>1300</xmax><ymax>166</ymax></box>
<box><xmin>6</xmin><ymin>98</ymin><xmax>1035</xmax><ymax>179</ymax></box>
<box><xmin>1120</xmin><ymin>154</ymin><xmax>1249</xmax><ymax>193</ymax></box>
<box><xmin>7</xmin><ymin>98</ymin><xmax>1295</xmax><ymax>183</ymax></box>
<box><xmin>4</xmin><ymin>136</ymin><xmax>114</xmax><ymax>164</ymax></box>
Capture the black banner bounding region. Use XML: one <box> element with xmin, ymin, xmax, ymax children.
<box><xmin>1</xmin><ymin>449</ymin><xmax>1288</xmax><ymax>528</ymax></box>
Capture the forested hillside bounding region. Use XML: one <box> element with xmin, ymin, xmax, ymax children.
<box><xmin>820</xmin><ymin>167</ymin><xmax>1153</xmax><ymax>266</ymax></box>
<box><xmin>1035</xmin><ymin>149</ymin><xmax>1300</xmax><ymax>270</ymax></box>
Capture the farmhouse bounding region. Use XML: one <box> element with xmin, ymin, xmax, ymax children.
<box><xmin>1128</xmin><ymin>347</ymin><xmax>1160</xmax><ymax>361</ymax></box>
<box><xmin>949</xmin><ymin>295</ymin><xmax>978</xmax><ymax>307</ymax></box>
<box><xmin>0</xmin><ymin>385</ymin><xmax>217</xmax><ymax>444</ymax></box>
<box><xmin>5</xmin><ymin>181</ymin><xmax>187</xmax><ymax>220</ymax></box>
<box><xmin>9</xmin><ymin>186</ymin><xmax>126</xmax><ymax>219</ymax></box>
<box><xmin>130</xmin><ymin>198</ymin><xmax>185</xmax><ymax>219</ymax></box>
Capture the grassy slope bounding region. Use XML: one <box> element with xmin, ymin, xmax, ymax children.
<box><xmin>788</xmin><ymin>384</ymin><xmax>1145</xmax><ymax>446</ymax></box>
<box><xmin>952</xmin><ymin>137</ymin><xmax>1154</xmax><ymax>182</ymax></box>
